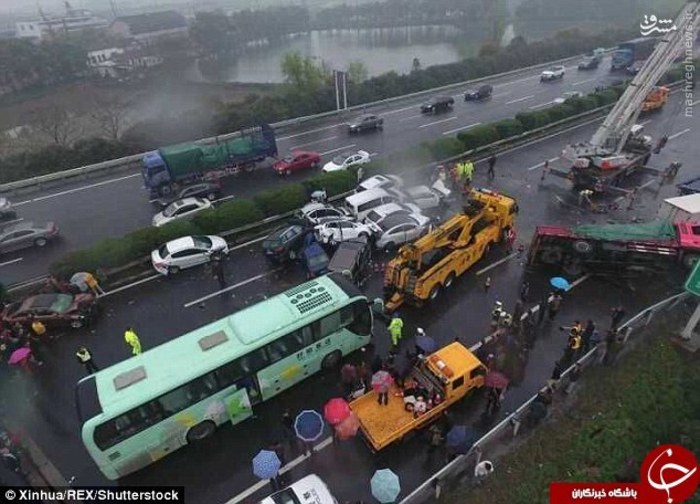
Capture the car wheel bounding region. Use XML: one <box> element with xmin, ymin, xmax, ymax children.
<box><xmin>186</xmin><ymin>421</ymin><xmax>216</xmax><ymax>443</ymax></box>
<box><xmin>70</xmin><ymin>319</ymin><xmax>84</xmax><ymax>329</ymax></box>
<box><xmin>34</xmin><ymin>238</ymin><xmax>48</xmax><ymax>247</ymax></box>
<box><xmin>383</xmin><ymin>242</ymin><xmax>397</xmax><ymax>253</ymax></box>
<box><xmin>168</xmin><ymin>266</ymin><xmax>180</xmax><ymax>275</ymax></box>
<box><xmin>321</xmin><ymin>350</ymin><xmax>342</xmax><ymax>370</ymax></box>
<box><xmin>359</xmin><ymin>232</ymin><xmax>370</xmax><ymax>240</ymax></box>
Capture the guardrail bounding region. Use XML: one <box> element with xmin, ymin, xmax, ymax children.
<box><xmin>398</xmin><ymin>290</ymin><xmax>692</xmax><ymax>504</ymax></box>
<box><xmin>0</xmin><ymin>48</ymin><xmax>613</xmax><ymax>195</ymax></box>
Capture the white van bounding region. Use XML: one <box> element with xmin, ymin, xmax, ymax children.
<box><xmin>344</xmin><ymin>188</ymin><xmax>399</xmax><ymax>221</ymax></box>
<box><xmin>259</xmin><ymin>474</ymin><xmax>337</xmax><ymax>504</ymax></box>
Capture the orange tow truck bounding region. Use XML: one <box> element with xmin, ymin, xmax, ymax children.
<box><xmin>349</xmin><ymin>342</ymin><xmax>486</xmax><ymax>452</ymax></box>
<box><xmin>642</xmin><ymin>86</ymin><xmax>669</xmax><ymax>112</ymax></box>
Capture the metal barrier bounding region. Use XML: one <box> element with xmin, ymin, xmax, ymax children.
<box><xmin>399</xmin><ymin>290</ymin><xmax>692</xmax><ymax>504</ymax></box>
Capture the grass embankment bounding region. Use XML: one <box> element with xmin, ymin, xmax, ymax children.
<box><xmin>445</xmin><ymin>332</ymin><xmax>700</xmax><ymax>504</ymax></box>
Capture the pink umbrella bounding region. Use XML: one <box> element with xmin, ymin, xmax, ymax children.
<box><xmin>8</xmin><ymin>347</ymin><xmax>32</xmax><ymax>366</ymax></box>
<box><xmin>484</xmin><ymin>371</ymin><xmax>509</xmax><ymax>390</ymax></box>
<box><xmin>324</xmin><ymin>397</ymin><xmax>351</xmax><ymax>426</ymax></box>
<box><xmin>334</xmin><ymin>412</ymin><xmax>360</xmax><ymax>440</ymax></box>
<box><xmin>371</xmin><ymin>370</ymin><xmax>393</xmax><ymax>392</ymax></box>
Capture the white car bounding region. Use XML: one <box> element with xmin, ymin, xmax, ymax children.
<box><xmin>152</xmin><ymin>197</ymin><xmax>212</xmax><ymax>227</ymax></box>
<box><xmin>315</xmin><ymin>220</ymin><xmax>373</xmax><ymax>244</ymax></box>
<box><xmin>259</xmin><ymin>474</ymin><xmax>336</xmax><ymax>504</ymax></box>
<box><xmin>322</xmin><ymin>150</ymin><xmax>371</xmax><ymax>172</ymax></box>
<box><xmin>553</xmin><ymin>91</ymin><xmax>583</xmax><ymax>104</ymax></box>
<box><xmin>403</xmin><ymin>184</ymin><xmax>450</xmax><ymax>210</ymax></box>
<box><xmin>371</xmin><ymin>213</ymin><xmax>430</xmax><ymax>251</ymax></box>
<box><xmin>355</xmin><ymin>174</ymin><xmax>404</xmax><ymax>193</ymax></box>
<box><xmin>151</xmin><ymin>235</ymin><xmax>229</xmax><ymax>275</ymax></box>
<box><xmin>540</xmin><ymin>65</ymin><xmax>565</xmax><ymax>81</ymax></box>
<box><xmin>296</xmin><ymin>203</ymin><xmax>352</xmax><ymax>226</ymax></box>
<box><xmin>364</xmin><ymin>202</ymin><xmax>427</xmax><ymax>227</ymax></box>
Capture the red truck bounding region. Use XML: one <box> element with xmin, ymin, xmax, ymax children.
<box><xmin>527</xmin><ymin>220</ymin><xmax>700</xmax><ymax>277</ymax></box>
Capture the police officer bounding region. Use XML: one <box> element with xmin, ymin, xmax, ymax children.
<box><xmin>76</xmin><ymin>346</ymin><xmax>99</xmax><ymax>375</ymax></box>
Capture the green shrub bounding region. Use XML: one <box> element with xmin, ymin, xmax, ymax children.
<box><xmin>427</xmin><ymin>137</ymin><xmax>465</xmax><ymax>160</ymax></box>
<box><xmin>546</xmin><ymin>104</ymin><xmax>575</xmax><ymax>122</ymax></box>
<box><xmin>302</xmin><ymin>171</ymin><xmax>355</xmax><ymax>197</ymax></box>
<box><xmin>254</xmin><ymin>184</ymin><xmax>308</xmax><ymax>216</ymax></box>
<box><xmin>565</xmin><ymin>96</ymin><xmax>598</xmax><ymax>114</ymax></box>
<box><xmin>590</xmin><ymin>89</ymin><xmax>618</xmax><ymax>107</ymax></box>
<box><xmin>190</xmin><ymin>208</ymin><xmax>219</xmax><ymax>235</ymax></box>
<box><xmin>457</xmin><ymin>125</ymin><xmax>500</xmax><ymax>150</ymax></box>
<box><xmin>515</xmin><ymin>111</ymin><xmax>543</xmax><ymax>130</ymax></box>
<box><xmin>492</xmin><ymin>119</ymin><xmax>524</xmax><ymax>139</ymax></box>
<box><xmin>362</xmin><ymin>159</ymin><xmax>388</xmax><ymax>177</ymax></box>
<box><xmin>123</xmin><ymin>227</ymin><xmax>163</xmax><ymax>258</ymax></box>
<box><xmin>157</xmin><ymin>220</ymin><xmax>201</xmax><ymax>243</ymax></box>
<box><xmin>213</xmin><ymin>199</ymin><xmax>264</xmax><ymax>231</ymax></box>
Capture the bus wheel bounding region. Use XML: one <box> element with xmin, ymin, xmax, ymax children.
<box><xmin>186</xmin><ymin>421</ymin><xmax>216</xmax><ymax>443</ymax></box>
<box><xmin>321</xmin><ymin>350</ymin><xmax>342</xmax><ymax>370</ymax></box>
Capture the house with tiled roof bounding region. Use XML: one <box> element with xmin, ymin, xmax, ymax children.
<box><xmin>108</xmin><ymin>11</ymin><xmax>188</xmax><ymax>44</ymax></box>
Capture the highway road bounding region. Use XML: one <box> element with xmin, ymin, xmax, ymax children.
<box><xmin>0</xmin><ymin>55</ymin><xmax>633</xmax><ymax>285</ymax></box>
<box><xmin>0</xmin><ymin>100</ymin><xmax>694</xmax><ymax>503</ymax></box>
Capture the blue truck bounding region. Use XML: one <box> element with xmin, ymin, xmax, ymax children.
<box><xmin>142</xmin><ymin>124</ymin><xmax>278</xmax><ymax>198</ymax></box>
<box><xmin>610</xmin><ymin>37</ymin><xmax>657</xmax><ymax>71</ymax></box>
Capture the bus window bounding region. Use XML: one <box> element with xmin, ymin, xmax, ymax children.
<box><xmin>239</xmin><ymin>348</ymin><xmax>269</xmax><ymax>374</ymax></box>
<box><xmin>215</xmin><ymin>360</ymin><xmax>244</xmax><ymax>389</ymax></box>
<box><xmin>315</xmin><ymin>312</ymin><xmax>340</xmax><ymax>341</ymax></box>
<box><xmin>266</xmin><ymin>339</ymin><xmax>290</xmax><ymax>364</ymax></box>
<box><xmin>349</xmin><ymin>301</ymin><xmax>371</xmax><ymax>335</ymax></box>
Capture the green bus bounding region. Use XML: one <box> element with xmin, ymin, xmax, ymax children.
<box><xmin>76</xmin><ymin>273</ymin><xmax>375</xmax><ymax>480</ymax></box>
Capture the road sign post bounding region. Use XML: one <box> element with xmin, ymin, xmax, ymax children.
<box><xmin>681</xmin><ymin>261</ymin><xmax>700</xmax><ymax>340</ymax></box>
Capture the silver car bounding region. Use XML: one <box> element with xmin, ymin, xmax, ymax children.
<box><xmin>370</xmin><ymin>213</ymin><xmax>429</xmax><ymax>251</ymax></box>
<box><xmin>0</xmin><ymin>222</ymin><xmax>59</xmax><ymax>254</ymax></box>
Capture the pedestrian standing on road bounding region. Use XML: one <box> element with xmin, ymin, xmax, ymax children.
<box><xmin>124</xmin><ymin>327</ymin><xmax>142</xmax><ymax>356</ymax></box>
<box><xmin>610</xmin><ymin>305</ymin><xmax>626</xmax><ymax>329</ymax></box>
<box><xmin>76</xmin><ymin>346</ymin><xmax>98</xmax><ymax>374</ymax></box>
<box><xmin>505</xmin><ymin>228</ymin><xmax>516</xmax><ymax>254</ymax></box>
<box><xmin>541</xmin><ymin>160</ymin><xmax>549</xmax><ymax>181</ymax></box>
<box><xmin>340</xmin><ymin>363</ymin><xmax>357</xmax><ymax>398</ymax></box>
<box><xmin>375</xmin><ymin>367</ymin><xmax>392</xmax><ymax>406</ymax></box>
<box><xmin>270</xmin><ymin>439</ymin><xmax>286</xmax><ymax>467</ymax></box>
<box><xmin>426</xmin><ymin>424</ymin><xmax>444</xmax><ymax>456</ymax></box>
<box><xmin>581</xmin><ymin>320</ymin><xmax>596</xmax><ymax>353</ymax></box>
<box><xmin>280</xmin><ymin>409</ymin><xmax>295</xmax><ymax>452</ymax></box>
<box><xmin>520</xmin><ymin>281</ymin><xmax>530</xmax><ymax>302</ymax></box>
<box><xmin>388</xmin><ymin>314</ymin><xmax>404</xmax><ymax>348</ymax></box>
<box><xmin>210</xmin><ymin>253</ymin><xmax>226</xmax><ymax>289</ymax></box>
<box><xmin>487</xmin><ymin>154</ymin><xmax>497</xmax><ymax>180</ymax></box>
<box><xmin>564</xmin><ymin>363</ymin><xmax>582</xmax><ymax>394</ymax></box>
<box><xmin>356</xmin><ymin>165</ymin><xmax>364</xmax><ymax>183</ymax></box>
<box><xmin>548</xmin><ymin>360</ymin><xmax>563</xmax><ymax>389</ymax></box>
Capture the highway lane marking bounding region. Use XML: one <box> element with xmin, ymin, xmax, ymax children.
<box><xmin>320</xmin><ymin>144</ymin><xmax>356</xmax><ymax>156</ymax></box>
<box><xmin>230</xmin><ymin>236</ymin><xmax>267</xmax><ymax>251</ymax></box>
<box><xmin>527</xmin><ymin>156</ymin><xmax>561</xmax><ymax>171</ymax></box>
<box><xmin>442</xmin><ymin>122</ymin><xmax>482</xmax><ymax>136</ymax></box>
<box><xmin>639</xmin><ymin>119</ymin><xmax>652</xmax><ymax>126</ymax></box>
<box><xmin>382</xmin><ymin>104</ymin><xmax>420</xmax><ymax>116</ymax></box>
<box><xmin>475</xmin><ymin>252</ymin><xmax>518</xmax><ymax>276</ymax></box>
<box><xmin>101</xmin><ymin>274</ymin><xmax>162</xmax><ymax>298</ymax></box>
<box><xmin>226</xmin><ymin>436</ymin><xmax>333</xmax><ymax>504</ymax></box>
<box><xmin>290</xmin><ymin>135</ymin><xmax>339</xmax><ymax>149</ymax></box>
<box><xmin>505</xmin><ymin>95</ymin><xmax>534</xmax><ymax>105</ymax></box>
<box><xmin>277</xmin><ymin>123</ymin><xmax>343</xmax><ymax>141</ymax></box>
<box><xmin>572</xmin><ymin>78</ymin><xmax>595</xmax><ymax>86</ymax></box>
<box><xmin>528</xmin><ymin>100</ymin><xmax>556</xmax><ymax>110</ymax></box>
<box><xmin>0</xmin><ymin>218</ymin><xmax>24</xmax><ymax>227</ymax></box>
<box><xmin>419</xmin><ymin>116</ymin><xmax>457</xmax><ymax>129</ymax></box>
<box><xmin>668</xmin><ymin>128</ymin><xmax>691</xmax><ymax>140</ymax></box>
<box><xmin>0</xmin><ymin>257</ymin><xmax>23</xmax><ymax>267</ymax></box>
<box><xmin>399</xmin><ymin>113</ymin><xmax>425</xmax><ymax>122</ymax></box>
<box><xmin>184</xmin><ymin>271</ymin><xmax>277</xmax><ymax>308</ymax></box>
<box><xmin>13</xmin><ymin>173</ymin><xmax>142</xmax><ymax>207</ymax></box>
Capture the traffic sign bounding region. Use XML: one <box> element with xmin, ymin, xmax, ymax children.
<box><xmin>684</xmin><ymin>259</ymin><xmax>700</xmax><ymax>296</ymax></box>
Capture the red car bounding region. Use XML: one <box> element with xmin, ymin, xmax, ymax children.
<box><xmin>273</xmin><ymin>150</ymin><xmax>321</xmax><ymax>176</ymax></box>
<box><xmin>1</xmin><ymin>293</ymin><xmax>98</xmax><ymax>330</ymax></box>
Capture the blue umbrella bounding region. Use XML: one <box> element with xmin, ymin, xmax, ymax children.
<box><xmin>446</xmin><ymin>425</ymin><xmax>477</xmax><ymax>455</ymax></box>
<box><xmin>415</xmin><ymin>335</ymin><xmax>438</xmax><ymax>354</ymax></box>
<box><xmin>294</xmin><ymin>409</ymin><xmax>325</xmax><ymax>442</ymax></box>
<box><xmin>371</xmin><ymin>468</ymin><xmax>401</xmax><ymax>503</ymax></box>
<box><xmin>550</xmin><ymin>276</ymin><xmax>571</xmax><ymax>291</ymax></box>
<box><xmin>252</xmin><ymin>449</ymin><xmax>281</xmax><ymax>480</ymax></box>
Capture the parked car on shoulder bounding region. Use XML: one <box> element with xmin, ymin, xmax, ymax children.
<box><xmin>296</xmin><ymin>203</ymin><xmax>352</xmax><ymax>226</ymax></box>
<box><xmin>347</xmin><ymin>114</ymin><xmax>383</xmax><ymax>133</ymax></box>
<box><xmin>262</xmin><ymin>224</ymin><xmax>309</xmax><ymax>262</ymax></box>
<box><xmin>151</xmin><ymin>235</ymin><xmax>229</xmax><ymax>275</ymax></box>
<box><xmin>1</xmin><ymin>292</ymin><xmax>97</xmax><ymax>329</ymax></box>
<box><xmin>464</xmin><ymin>84</ymin><xmax>493</xmax><ymax>101</ymax></box>
<box><xmin>355</xmin><ymin>174</ymin><xmax>404</xmax><ymax>193</ymax></box>
<box><xmin>553</xmin><ymin>91</ymin><xmax>583</xmax><ymax>104</ymax></box>
<box><xmin>152</xmin><ymin>197</ymin><xmax>212</xmax><ymax>227</ymax></box>
<box><xmin>155</xmin><ymin>182</ymin><xmax>222</xmax><ymax>209</ymax></box>
<box><xmin>577</xmin><ymin>57</ymin><xmax>599</xmax><ymax>70</ymax></box>
<box><xmin>420</xmin><ymin>95</ymin><xmax>455</xmax><ymax>113</ymax></box>
<box><xmin>315</xmin><ymin>220</ymin><xmax>373</xmax><ymax>244</ymax></box>
<box><xmin>0</xmin><ymin>222</ymin><xmax>59</xmax><ymax>254</ymax></box>
<box><xmin>540</xmin><ymin>65</ymin><xmax>565</xmax><ymax>81</ymax></box>
<box><xmin>322</xmin><ymin>150</ymin><xmax>371</xmax><ymax>172</ymax></box>
<box><xmin>273</xmin><ymin>150</ymin><xmax>321</xmax><ymax>176</ymax></box>
<box><xmin>369</xmin><ymin>213</ymin><xmax>430</xmax><ymax>251</ymax></box>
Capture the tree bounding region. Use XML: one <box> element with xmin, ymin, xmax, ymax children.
<box><xmin>189</xmin><ymin>11</ymin><xmax>236</xmax><ymax>55</ymax></box>
<box><xmin>280</xmin><ymin>52</ymin><xmax>330</xmax><ymax>92</ymax></box>
<box><xmin>29</xmin><ymin>104</ymin><xmax>80</xmax><ymax>147</ymax></box>
<box><xmin>90</xmin><ymin>93</ymin><xmax>131</xmax><ymax>140</ymax></box>
<box><xmin>346</xmin><ymin>60</ymin><xmax>369</xmax><ymax>83</ymax></box>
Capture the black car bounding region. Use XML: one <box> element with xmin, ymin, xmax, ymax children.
<box><xmin>464</xmin><ymin>84</ymin><xmax>493</xmax><ymax>101</ymax></box>
<box><xmin>347</xmin><ymin>114</ymin><xmax>383</xmax><ymax>133</ymax></box>
<box><xmin>420</xmin><ymin>95</ymin><xmax>455</xmax><ymax>113</ymax></box>
<box><xmin>155</xmin><ymin>182</ymin><xmax>222</xmax><ymax>208</ymax></box>
<box><xmin>262</xmin><ymin>224</ymin><xmax>309</xmax><ymax>262</ymax></box>
<box><xmin>577</xmin><ymin>57</ymin><xmax>599</xmax><ymax>70</ymax></box>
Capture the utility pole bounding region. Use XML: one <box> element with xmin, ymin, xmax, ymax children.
<box><xmin>342</xmin><ymin>70</ymin><xmax>348</xmax><ymax>109</ymax></box>
<box><xmin>333</xmin><ymin>70</ymin><xmax>340</xmax><ymax>112</ymax></box>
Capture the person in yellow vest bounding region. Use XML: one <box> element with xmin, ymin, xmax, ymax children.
<box><xmin>76</xmin><ymin>346</ymin><xmax>99</xmax><ymax>375</ymax></box>
<box><xmin>124</xmin><ymin>326</ymin><xmax>142</xmax><ymax>355</ymax></box>
<box><xmin>29</xmin><ymin>315</ymin><xmax>46</xmax><ymax>338</ymax></box>
<box><xmin>84</xmin><ymin>272</ymin><xmax>106</xmax><ymax>296</ymax></box>
<box><xmin>388</xmin><ymin>315</ymin><xmax>404</xmax><ymax>347</ymax></box>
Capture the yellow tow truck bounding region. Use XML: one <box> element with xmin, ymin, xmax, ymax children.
<box><xmin>349</xmin><ymin>342</ymin><xmax>487</xmax><ymax>452</ymax></box>
<box><xmin>383</xmin><ymin>188</ymin><xmax>518</xmax><ymax>311</ymax></box>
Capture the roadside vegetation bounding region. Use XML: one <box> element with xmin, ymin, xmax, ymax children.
<box><xmin>444</xmin><ymin>331</ymin><xmax>700</xmax><ymax>504</ymax></box>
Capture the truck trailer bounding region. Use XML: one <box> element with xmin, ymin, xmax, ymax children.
<box><xmin>141</xmin><ymin>124</ymin><xmax>277</xmax><ymax>198</ymax></box>
<box><xmin>611</xmin><ymin>37</ymin><xmax>657</xmax><ymax>71</ymax></box>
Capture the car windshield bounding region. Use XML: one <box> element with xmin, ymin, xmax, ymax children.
<box><xmin>163</xmin><ymin>201</ymin><xmax>183</xmax><ymax>217</ymax></box>
<box><xmin>365</xmin><ymin>211</ymin><xmax>381</xmax><ymax>224</ymax></box>
<box><xmin>270</xmin><ymin>489</ymin><xmax>301</xmax><ymax>504</ymax></box>
<box><xmin>282</xmin><ymin>155</ymin><xmax>294</xmax><ymax>162</ymax></box>
<box><xmin>49</xmin><ymin>294</ymin><xmax>74</xmax><ymax>314</ymax></box>
<box><xmin>192</xmin><ymin>236</ymin><xmax>213</xmax><ymax>249</ymax></box>
<box><xmin>158</xmin><ymin>244</ymin><xmax>169</xmax><ymax>258</ymax></box>
<box><xmin>332</xmin><ymin>155</ymin><xmax>346</xmax><ymax>165</ymax></box>
<box><xmin>307</xmin><ymin>251</ymin><xmax>328</xmax><ymax>269</ymax></box>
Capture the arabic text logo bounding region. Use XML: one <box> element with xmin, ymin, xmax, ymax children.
<box><xmin>640</xmin><ymin>14</ymin><xmax>678</xmax><ymax>36</ymax></box>
<box><xmin>641</xmin><ymin>444</ymin><xmax>699</xmax><ymax>503</ymax></box>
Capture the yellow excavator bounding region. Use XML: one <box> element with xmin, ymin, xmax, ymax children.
<box><xmin>383</xmin><ymin>188</ymin><xmax>518</xmax><ymax>311</ymax></box>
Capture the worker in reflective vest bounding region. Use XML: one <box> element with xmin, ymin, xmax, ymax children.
<box><xmin>124</xmin><ymin>327</ymin><xmax>142</xmax><ymax>355</ymax></box>
<box><xmin>76</xmin><ymin>346</ymin><xmax>99</xmax><ymax>375</ymax></box>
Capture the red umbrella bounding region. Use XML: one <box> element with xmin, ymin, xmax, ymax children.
<box><xmin>324</xmin><ymin>397</ymin><xmax>351</xmax><ymax>426</ymax></box>
<box><xmin>484</xmin><ymin>371</ymin><xmax>509</xmax><ymax>390</ymax></box>
<box><xmin>8</xmin><ymin>347</ymin><xmax>32</xmax><ymax>366</ymax></box>
<box><xmin>334</xmin><ymin>412</ymin><xmax>360</xmax><ymax>440</ymax></box>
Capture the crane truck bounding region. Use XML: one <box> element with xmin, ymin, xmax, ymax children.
<box><xmin>559</xmin><ymin>2</ymin><xmax>699</xmax><ymax>194</ymax></box>
<box><xmin>141</xmin><ymin>124</ymin><xmax>278</xmax><ymax>198</ymax></box>
<box><xmin>383</xmin><ymin>188</ymin><xmax>517</xmax><ymax>312</ymax></box>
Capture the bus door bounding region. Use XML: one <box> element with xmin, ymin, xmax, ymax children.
<box><xmin>222</xmin><ymin>386</ymin><xmax>255</xmax><ymax>426</ymax></box>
